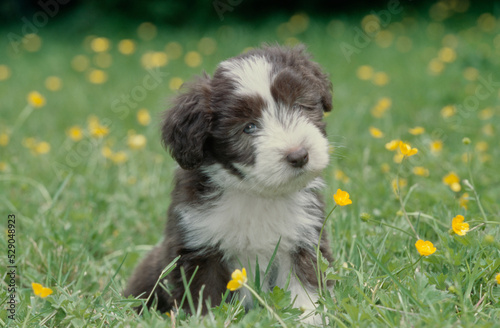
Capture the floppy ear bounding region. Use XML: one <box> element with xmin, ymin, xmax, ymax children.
<box><xmin>161</xmin><ymin>73</ymin><xmax>212</xmax><ymax>170</ymax></box>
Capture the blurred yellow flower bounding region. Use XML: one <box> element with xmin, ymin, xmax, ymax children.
<box><xmin>428</xmin><ymin>58</ymin><xmax>444</xmax><ymax>75</ymax></box>
<box><xmin>356</xmin><ymin>65</ymin><xmax>374</xmax><ymax>80</ymax></box>
<box><xmin>33</xmin><ymin>141</ymin><xmax>50</xmax><ymax>155</ymax></box>
<box><xmin>408</xmin><ymin>126</ymin><xmax>425</xmax><ymax>135</ymax></box>
<box><xmin>381</xmin><ymin>163</ymin><xmax>390</xmax><ymax>173</ymax></box>
<box><xmin>169</xmin><ymin>77</ymin><xmax>184</xmax><ymax>91</ymax></box>
<box><xmin>372</xmin><ymin>72</ymin><xmax>389</xmax><ymax>86</ymax></box>
<box><xmin>459</xmin><ymin>193</ymin><xmax>469</xmax><ymax>210</ymax></box>
<box><xmin>27</xmin><ymin>91</ymin><xmax>46</xmax><ymax>108</ymax></box>
<box><xmin>371</xmin><ymin>97</ymin><xmax>392</xmax><ymax>118</ymax></box>
<box><xmin>165</xmin><ymin>42</ymin><xmax>183</xmax><ymax>60</ymax></box>
<box><xmin>442</xmin><ymin>172</ymin><xmax>461</xmax><ymax>192</ymax></box>
<box><xmin>90</xmin><ymin>37</ymin><xmax>110</xmax><ymax>53</ymax></box>
<box><xmin>451</xmin><ymin>215</ymin><xmax>469</xmax><ymax>236</ymax></box>
<box><xmin>137</xmin><ymin>22</ymin><xmax>157</xmax><ymax>41</ymax></box>
<box><xmin>334</xmin><ymin>169</ymin><xmax>350</xmax><ymax>183</ymax></box>
<box><xmin>118</xmin><ymin>39</ymin><xmax>136</xmax><ymax>55</ymax></box>
<box><xmin>369</xmin><ymin>126</ymin><xmax>384</xmax><ymax>138</ymax></box>
<box><xmin>385</xmin><ymin>139</ymin><xmax>400</xmax><ymax>151</ymax></box>
<box><xmin>399</xmin><ymin>141</ymin><xmax>418</xmax><ymax>157</ymax></box>
<box><xmin>393</xmin><ymin>153</ymin><xmax>404</xmax><ymax>164</ymax></box>
<box><xmin>391</xmin><ymin>177</ymin><xmax>407</xmax><ymax>194</ymax></box>
<box><xmin>430</xmin><ymin>140</ymin><xmax>443</xmax><ymax>154</ymax></box>
<box><xmin>128</xmin><ymin>133</ymin><xmax>147</xmax><ymax>150</ymax></box>
<box><xmin>23</xmin><ymin>33</ymin><xmax>42</xmax><ymax>52</ymax></box>
<box><xmin>333</xmin><ymin>189</ymin><xmax>352</xmax><ymax>206</ymax></box>
<box><xmin>137</xmin><ymin>108</ymin><xmax>151</xmax><ymax>126</ymax></box>
<box><xmin>111</xmin><ymin>151</ymin><xmax>128</xmax><ymax>164</ymax></box>
<box><xmin>93</xmin><ymin>52</ymin><xmax>113</xmax><ymax>68</ymax></box>
<box><xmin>440</xmin><ymin>105</ymin><xmax>456</xmax><ymax>118</ymax></box>
<box><xmin>101</xmin><ymin>146</ymin><xmax>113</xmax><ymax>158</ymax></box>
<box><xmin>412</xmin><ymin>166</ymin><xmax>429</xmax><ymax>177</ymax></box>
<box><xmin>479</xmin><ymin>107</ymin><xmax>494</xmax><ymax>120</ymax></box>
<box><xmin>87</xmin><ymin>69</ymin><xmax>108</xmax><ymax>84</ymax></box>
<box><xmin>438</xmin><ymin>47</ymin><xmax>456</xmax><ymax>63</ymax></box>
<box><xmin>198</xmin><ymin>37</ymin><xmax>217</xmax><ymax>55</ymax></box>
<box><xmin>185</xmin><ymin>51</ymin><xmax>202</xmax><ymax>68</ymax></box>
<box><xmin>45</xmin><ymin>76</ymin><xmax>62</xmax><ymax>91</ymax></box>
<box><xmin>415</xmin><ymin>240</ymin><xmax>436</xmax><ymax>256</ymax></box>
<box><xmin>71</xmin><ymin>55</ymin><xmax>90</xmax><ymax>72</ymax></box>
<box><xmin>0</xmin><ymin>161</ymin><xmax>8</xmax><ymax>172</ymax></box>
<box><xmin>496</xmin><ymin>273</ymin><xmax>500</xmax><ymax>285</ymax></box>
<box><xmin>0</xmin><ymin>132</ymin><xmax>9</xmax><ymax>146</ymax></box>
<box><xmin>66</xmin><ymin>126</ymin><xmax>83</xmax><ymax>141</ymax></box>
<box><xmin>32</xmin><ymin>282</ymin><xmax>53</xmax><ymax>298</ymax></box>
<box><xmin>141</xmin><ymin>51</ymin><xmax>168</xmax><ymax>68</ymax></box>
<box><xmin>475</xmin><ymin>141</ymin><xmax>488</xmax><ymax>152</ymax></box>
<box><xmin>0</xmin><ymin>64</ymin><xmax>11</xmax><ymax>81</ymax></box>
<box><xmin>22</xmin><ymin>137</ymin><xmax>36</xmax><ymax>149</ymax></box>
<box><xmin>227</xmin><ymin>268</ymin><xmax>247</xmax><ymax>291</ymax></box>
<box><xmin>463</xmin><ymin>67</ymin><xmax>479</xmax><ymax>81</ymax></box>
<box><xmin>88</xmin><ymin>116</ymin><xmax>109</xmax><ymax>138</ymax></box>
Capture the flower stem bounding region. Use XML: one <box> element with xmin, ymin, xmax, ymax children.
<box><xmin>316</xmin><ymin>204</ymin><xmax>337</xmax><ymax>297</ymax></box>
<box><xmin>396</xmin><ymin>157</ymin><xmax>419</xmax><ymax>239</ymax></box>
<box><xmin>243</xmin><ymin>283</ymin><xmax>288</xmax><ymax>328</ymax></box>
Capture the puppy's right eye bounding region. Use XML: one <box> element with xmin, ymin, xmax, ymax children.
<box><xmin>243</xmin><ymin>123</ymin><xmax>257</xmax><ymax>134</ymax></box>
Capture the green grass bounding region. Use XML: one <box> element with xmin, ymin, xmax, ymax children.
<box><xmin>1</xmin><ymin>5</ymin><xmax>500</xmax><ymax>327</ymax></box>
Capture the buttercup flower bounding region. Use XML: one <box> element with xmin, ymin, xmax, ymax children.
<box><xmin>128</xmin><ymin>133</ymin><xmax>147</xmax><ymax>150</ymax></box>
<box><xmin>459</xmin><ymin>193</ymin><xmax>469</xmax><ymax>210</ymax></box>
<box><xmin>496</xmin><ymin>273</ymin><xmax>500</xmax><ymax>285</ymax></box>
<box><xmin>443</xmin><ymin>172</ymin><xmax>461</xmax><ymax>192</ymax></box>
<box><xmin>27</xmin><ymin>91</ymin><xmax>46</xmax><ymax>108</ymax></box>
<box><xmin>66</xmin><ymin>126</ymin><xmax>83</xmax><ymax>141</ymax></box>
<box><xmin>385</xmin><ymin>139</ymin><xmax>400</xmax><ymax>151</ymax></box>
<box><xmin>399</xmin><ymin>141</ymin><xmax>418</xmax><ymax>157</ymax></box>
<box><xmin>415</xmin><ymin>240</ymin><xmax>436</xmax><ymax>256</ymax></box>
<box><xmin>227</xmin><ymin>268</ymin><xmax>247</xmax><ymax>291</ymax></box>
<box><xmin>369</xmin><ymin>126</ymin><xmax>384</xmax><ymax>138</ymax></box>
<box><xmin>32</xmin><ymin>282</ymin><xmax>53</xmax><ymax>298</ymax></box>
<box><xmin>408</xmin><ymin>126</ymin><xmax>425</xmax><ymax>135</ymax></box>
<box><xmin>334</xmin><ymin>189</ymin><xmax>352</xmax><ymax>206</ymax></box>
<box><xmin>137</xmin><ymin>108</ymin><xmax>151</xmax><ymax>126</ymax></box>
<box><xmin>451</xmin><ymin>215</ymin><xmax>469</xmax><ymax>236</ymax></box>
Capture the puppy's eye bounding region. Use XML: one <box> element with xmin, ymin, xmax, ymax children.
<box><xmin>243</xmin><ymin>123</ymin><xmax>257</xmax><ymax>134</ymax></box>
<box><xmin>292</xmin><ymin>103</ymin><xmax>313</xmax><ymax>111</ymax></box>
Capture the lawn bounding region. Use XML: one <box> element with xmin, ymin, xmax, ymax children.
<box><xmin>1</xmin><ymin>1</ymin><xmax>500</xmax><ymax>327</ymax></box>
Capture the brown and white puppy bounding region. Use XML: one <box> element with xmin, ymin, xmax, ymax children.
<box><xmin>124</xmin><ymin>45</ymin><xmax>333</xmax><ymax>322</ymax></box>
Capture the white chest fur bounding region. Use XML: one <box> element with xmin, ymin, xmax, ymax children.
<box><xmin>177</xmin><ymin>180</ymin><xmax>323</xmax><ymax>266</ymax></box>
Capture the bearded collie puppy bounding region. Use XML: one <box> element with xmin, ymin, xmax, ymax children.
<box><xmin>125</xmin><ymin>44</ymin><xmax>333</xmax><ymax>323</ymax></box>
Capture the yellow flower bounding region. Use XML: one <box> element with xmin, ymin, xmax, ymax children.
<box><xmin>371</xmin><ymin>97</ymin><xmax>392</xmax><ymax>118</ymax></box>
<box><xmin>137</xmin><ymin>108</ymin><xmax>151</xmax><ymax>126</ymax></box>
<box><xmin>118</xmin><ymin>39</ymin><xmax>136</xmax><ymax>55</ymax></box>
<box><xmin>415</xmin><ymin>240</ymin><xmax>436</xmax><ymax>256</ymax></box>
<box><xmin>227</xmin><ymin>268</ymin><xmax>247</xmax><ymax>291</ymax></box>
<box><xmin>0</xmin><ymin>132</ymin><xmax>9</xmax><ymax>146</ymax></box>
<box><xmin>451</xmin><ymin>215</ymin><xmax>469</xmax><ymax>236</ymax></box>
<box><xmin>356</xmin><ymin>65</ymin><xmax>374</xmax><ymax>80</ymax></box>
<box><xmin>372</xmin><ymin>71</ymin><xmax>389</xmax><ymax>86</ymax></box>
<box><xmin>333</xmin><ymin>189</ymin><xmax>352</xmax><ymax>206</ymax></box>
<box><xmin>430</xmin><ymin>140</ymin><xmax>443</xmax><ymax>154</ymax></box>
<box><xmin>27</xmin><ymin>91</ymin><xmax>46</xmax><ymax>108</ymax></box>
<box><xmin>128</xmin><ymin>133</ymin><xmax>147</xmax><ymax>150</ymax></box>
<box><xmin>399</xmin><ymin>141</ymin><xmax>418</xmax><ymax>157</ymax></box>
<box><xmin>32</xmin><ymin>282</ymin><xmax>53</xmax><ymax>298</ymax></box>
<box><xmin>66</xmin><ymin>126</ymin><xmax>83</xmax><ymax>141</ymax></box>
<box><xmin>459</xmin><ymin>193</ymin><xmax>469</xmax><ymax>210</ymax></box>
<box><xmin>440</xmin><ymin>105</ymin><xmax>456</xmax><ymax>118</ymax></box>
<box><xmin>408</xmin><ymin>126</ymin><xmax>425</xmax><ymax>135</ymax></box>
<box><xmin>443</xmin><ymin>172</ymin><xmax>461</xmax><ymax>192</ymax></box>
<box><xmin>184</xmin><ymin>51</ymin><xmax>202</xmax><ymax>68</ymax></box>
<box><xmin>385</xmin><ymin>139</ymin><xmax>400</xmax><ymax>151</ymax></box>
<box><xmin>334</xmin><ymin>169</ymin><xmax>350</xmax><ymax>183</ymax></box>
<box><xmin>111</xmin><ymin>151</ymin><xmax>128</xmax><ymax>164</ymax></box>
<box><xmin>369</xmin><ymin>126</ymin><xmax>384</xmax><ymax>138</ymax></box>
<box><xmin>496</xmin><ymin>273</ymin><xmax>500</xmax><ymax>285</ymax></box>
<box><xmin>33</xmin><ymin>141</ymin><xmax>50</xmax><ymax>155</ymax></box>
<box><xmin>412</xmin><ymin>166</ymin><xmax>429</xmax><ymax>177</ymax></box>
<box><xmin>88</xmin><ymin>116</ymin><xmax>109</xmax><ymax>138</ymax></box>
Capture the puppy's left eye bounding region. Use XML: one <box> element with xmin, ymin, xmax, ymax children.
<box><xmin>243</xmin><ymin>123</ymin><xmax>257</xmax><ymax>134</ymax></box>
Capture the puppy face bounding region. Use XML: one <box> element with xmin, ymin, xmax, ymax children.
<box><xmin>162</xmin><ymin>45</ymin><xmax>332</xmax><ymax>196</ymax></box>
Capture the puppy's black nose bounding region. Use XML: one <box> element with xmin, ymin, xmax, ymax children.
<box><xmin>286</xmin><ymin>147</ymin><xmax>309</xmax><ymax>168</ymax></box>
